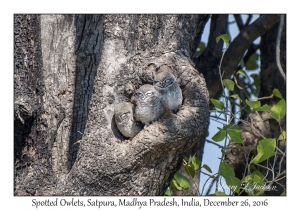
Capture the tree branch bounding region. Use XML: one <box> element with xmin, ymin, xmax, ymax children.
<box><xmin>210</xmin><ymin>15</ymin><xmax>280</xmax><ymax>99</ymax></box>
<box><xmin>245</xmin><ymin>14</ymin><xmax>253</xmax><ymax>26</ymax></box>
<box><xmin>234</xmin><ymin>14</ymin><xmax>244</xmax><ymax>31</ymax></box>
<box><xmin>276</xmin><ymin>15</ymin><xmax>286</xmax><ymax>81</ymax></box>
<box><xmin>195</xmin><ymin>14</ymin><xmax>228</xmax><ymax>98</ymax></box>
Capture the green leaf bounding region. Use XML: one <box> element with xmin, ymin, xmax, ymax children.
<box><xmin>251</xmin><ymin>171</ymin><xmax>265</xmax><ymax>181</ymax></box>
<box><xmin>237</xmin><ymin>69</ymin><xmax>246</xmax><ymax>77</ymax></box>
<box><xmin>227</xmin><ymin>128</ymin><xmax>243</xmax><ymax>143</ymax></box>
<box><xmin>183</xmin><ymin>156</ymin><xmax>189</xmax><ymax>164</ymax></box>
<box><xmin>251</xmin><ymin>138</ymin><xmax>276</xmax><ymax>164</ymax></box>
<box><xmin>272</xmin><ymin>88</ymin><xmax>283</xmax><ymax>99</ymax></box>
<box><xmin>211</xmin><ymin>129</ymin><xmax>226</xmax><ymax>142</ymax></box>
<box><xmin>242</xmin><ymin>175</ymin><xmax>252</xmax><ymax>183</ymax></box>
<box><xmin>191</xmin><ymin>156</ymin><xmax>201</xmax><ymax>171</ymax></box>
<box><xmin>278</xmin><ymin>131</ymin><xmax>286</xmax><ymax>140</ymax></box>
<box><xmin>195</xmin><ymin>42</ymin><xmax>206</xmax><ymax>57</ymax></box>
<box><xmin>245</xmin><ymin>53</ymin><xmax>259</xmax><ymax>70</ymax></box>
<box><xmin>223</xmin><ymin>124</ymin><xmax>243</xmax><ymax>143</ymax></box>
<box><xmin>219</xmin><ymin>161</ymin><xmax>235</xmax><ymax>178</ymax></box>
<box><xmin>216</xmin><ymin>34</ymin><xmax>230</xmax><ymax>44</ymax></box>
<box><xmin>226</xmin><ymin>176</ymin><xmax>241</xmax><ymax>193</ymax></box>
<box><xmin>219</xmin><ymin>162</ymin><xmax>240</xmax><ymax>193</ymax></box>
<box><xmin>202</xmin><ymin>164</ymin><xmax>212</xmax><ymax>173</ymax></box>
<box><xmin>165</xmin><ymin>188</ymin><xmax>172</xmax><ymax>196</ymax></box>
<box><xmin>184</xmin><ymin>164</ymin><xmax>195</xmax><ymax>178</ymax></box>
<box><xmin>198</xmin><ymin>42</ymin><xmax>206</xmax><ymax>53</ymax></box>
<box><xmin>214</xmin><ymin>191</ymin><xmax>227</xmax><ymax>196</ymax></box>
<box><xmin>223</xmin><ymin>79</ymin><xmax>235</xmax><ymax>91</ymax></box>
<box><xmin>237</xmin><ymin>69</ymin><xmax>251</xmax><ymax>81</ymax></box>
<box><xmin>253</xmin><ymin>104</ymin><xmax>271</xmax><ymax>112</ymax></box>
<box><xmin>170</xmin><ymin>178</ymin><xmax>183</xmax><ymax>191</ymax></box>
<box><xmin>174</xmin><ymin>172</ymin><xmax>190</xmax><ymax>189</ymax></box>
<box><xmin>242</xmin><ymin>171</ymin><xmax>264</xmax><ymax>186</ymax></box>
<box><xmin>270</xmin><ymin>99</ymin><xmax>286</xmax><ymax>121</ymax></box>
<box><xmin>210</xmin><ymin>99</ymin><xmax>224</xmax><ymax>110</ymax></box>
<box><xmin>246</xmin><ymin>99</ymin><xmax>261</xmax><ymax>109</ymax></box>
<box><xmin>230</xmin><ymin>94</ymin><xmax>242</xmax><ymax>102</ymax></box>
<box><xmin>223</xmin><ymin>124</ymin><xmax>240</xmax><ymax>130</ymax></box>
<box><xmin>281</xmin><ymin>191</ymin><xmax>286</xmax><ymax>196</ymax></box>
<box><xmin>228</xmin><ymin>98</ymin><xmax>240</xmax><ymax>107</ymax></box>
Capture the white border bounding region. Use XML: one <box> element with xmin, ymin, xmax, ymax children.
<box><xmin>2</xmin><ymin>1</ymin><xmax>297</xmax><ymax>209</ymax></box>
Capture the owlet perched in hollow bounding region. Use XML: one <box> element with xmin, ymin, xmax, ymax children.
<box><xmin>114</xmin><ymin>102</ymin><xmax>142</xmax><ymax>138</ymax></box>
<box><xmin>153</xmin><ymin>71</ymin><xmax>183</xmax><ymax>111</ymax></box>
<box><xmin>134</xmin><ymin>84</ymin><xmax>164</xmax><ymax>124</ymax></box>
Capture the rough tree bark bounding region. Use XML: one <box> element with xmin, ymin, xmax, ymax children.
<box><xmin>14</xmin><ymin>14</ymin><xmax>210</xmax><ymax>196</ymax></box>
<box><xmin>14</xmin><ymin>14</ymin><xmax>57</xmax><ymax>196</ymax></box>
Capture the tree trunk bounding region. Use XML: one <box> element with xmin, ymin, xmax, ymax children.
<box><xmin>14</xmin><ymin>14</ymin><xmax>210</xmax><ymax>196</ymax></box>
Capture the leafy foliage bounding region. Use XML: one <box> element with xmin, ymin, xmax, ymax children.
<box><xmin>273</xmin><ymin>88</ymin><xmax>283</xmax><ymax>99</ymax></box>
<box><xmin>210</xmin><ymin>99</ymin><xmax>224</xmax><ymax>110</ymax></box>
<box><xmin>245</xmin><ymin>53</ymin><xmax>259</xmax><ymax>70</ymax></box>
<box><xmin>202</xmin><ymin>164</ymin><xmax>212</xmax><ymax>173</ymax></box>
<box><xmin>246</xmin><ymin>99</ymin><xmax>261</xmax><ymax>109</ymax></box>
<box><xmin>216</xmin><ymin>34</ymin><xmax>230</xmax><ymax>44</ymax></box>
<box><xmin>169</xmin><ymin>24</ymin><xmax>286</xmax><ymax>196</ymax></box>
<box><xmin>201</xmin><ymin>31</ymin><xmax>286</xmax><ymax>196</ymax></box>
<box><xmin>219</xmin><ymin>161</ymin><xmax>241</xmax><ymax>193</ymax></box>
<box><xmin>278</xmin><ymin>131</ymin><xmax>286</xmax><ymax>140</ymax></box>
<box><xmin>174</xmin><ymin>171</ymin><xmax>190</xmax><ymax>189</ymax></box>
<box><xmin>166</xmin><ymin>155</ymin><xmax>201</xmax><ymax>195</ymax></box>
<box><xmin>270</xmin><ymin>99</ymin><xmax>286</xmax><ymax>121</ymax></box>
<box><xmin>253</xmin><ymin>104</ymin><xmax>271</xmax><ymax>112</ymax></box>
<box><xmin>251</xmin><ymin>138</ymin><xmax>276</xmax><ymax>164</ymax></box>
<box><xmin>211</xmin><ymin>128</ymin><xmax>226</xmax><ymax>142</ymax></box>
<box><xmin>223</xmin><ymin>79</ymin><xmax>235</xmax><ymax>91</ymax></box>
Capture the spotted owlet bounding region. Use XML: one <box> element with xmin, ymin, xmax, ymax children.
<box><xmin>153</xmin><ymin>71</ymin><xmax>183</xmax><ymax>111</ymax></box>
<box><xmin>134</xmin><ymin>84</ymin><xmax>164</xmax><ymax>124</ymax></box>
<box><xmin>114</xmin><ymin>102</ymin><xmax>142</xmax><ymax>138</ymax></box>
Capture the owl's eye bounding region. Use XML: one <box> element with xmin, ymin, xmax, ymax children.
<box><xmin>165</xmin><ymin>79</ymin><xmax>171</xmax><ymax>84</ymax></box>
<box><xmin>118</xmin><ymin>112</ymin><xmax>129</xmax><ymax>122</ymax></box>
<box><xmin>145</xmin><ymin>91</ymin><xmax>153</xmax><ymax>96</ymax></box>
<box><xmin>137</xmin><ymin>92</ymin><xmax>143</xmax><ymax>98</ymax></box>
<box><xmin>154</xmin><ymin>81</ymin><xmax>160</xmax><ymax>86</ymax></box>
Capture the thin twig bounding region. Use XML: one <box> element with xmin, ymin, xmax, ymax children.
<box><xmin>257</xmin><ymin>95</ymin><xmax>273</xmax><ymax>101</ymax></box>
<box><xmin>202</xmin><ymin>174</ymin><xmax>218</xmax><ymax>195</ymax></box>
<box><xmin>274</xmin><ymin>174</ymin><xmax>286</xmax><ymax>183</ymax></box>
<box><xmin>278</xmin><ymin>151</ymin><xmax>286</xmax><ymax>175</ymax></box>
<box><xmin>253</xmin><ymin>162</ymin><xmax>273</xmax><ymax>174</ymax></box>
<box><xmin>255</xmin><ymin>171</ymin><xmax>286</xmax><ymax>195</ymax></box>
<box><xmin>234</xmin><ymin>74</ymin><xmax>243</xmax><ymax>90</ymax></box>
<box><xmin>270</xmin><ymin>156</ymin><xmax>277</xmax><ymax>180</ymax></box>
<box><xmin>275</xmin><ymin>14</ymin><xmax>286</xmax><ymax>81</ymax></box>
<box><xmin>276</xmin><ymin>147</ymin><xmax>285</xmax><ymax>155</ymax></box>
<box><xmin>206</xmin><ymin>139</ymin><xmax>225</xmax><ymax>149</ymax></box>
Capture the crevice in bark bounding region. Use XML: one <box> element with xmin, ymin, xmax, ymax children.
<box><xmin>69</xmin><ymin>15</ymin><xmax>104</xmax><ymax>169</ymax></box>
